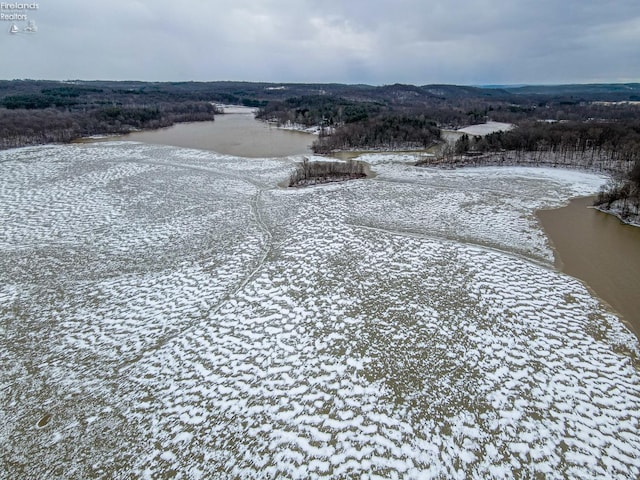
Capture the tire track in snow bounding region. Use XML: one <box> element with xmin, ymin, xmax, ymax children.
<box><xmin>344</xmin><ymin>221</ymin><xmax>555</xmax><ymax>272</ymax></box>
<box><xmin>111</xmin><ymin>157</ymin><xmax>276</xmax><ymax>374</ymax></box>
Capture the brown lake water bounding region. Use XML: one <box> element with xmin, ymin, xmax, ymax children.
<box><xmin>538</xmin><ymin>196</ymin><xmax>640</xmax><ymax>338</ymax></box>
<box><xmin>92</xmin><ymin>112</ymin><xmax>315</xmax><ymax>158</ymax></box>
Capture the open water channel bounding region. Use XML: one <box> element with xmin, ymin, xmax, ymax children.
<box><xmin>94</xmin><ymin>108</ymin><xmax>313</xmax><ymax>158</ymax></box>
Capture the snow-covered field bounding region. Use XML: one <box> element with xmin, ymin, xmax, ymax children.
<box><xmin>1</xmin><ymin>142</ymin><xmax>639</xmax><ymax>479</ymax></box>
<box><xmin>213</xmin><ymin>104</ymin><xmax>259</xmax><ymax>115</ymax></box>
<box><xmin>272</xmin><ymin>121</ymin><xmax>325</xmax><ymax>135</ymax></box>
<box><xmin>457</xmin><ymin>122</ymin><xmax>514</xmax><ymax>136</ymax></box>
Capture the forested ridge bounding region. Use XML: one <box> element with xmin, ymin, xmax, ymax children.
<box><xmin>3</xmin><ymin>79</ymin><xmax>640</xmax><ymax>149</ymax></box>
<box><xmin>312</xmin><ymin>113</ymin><xmax>441</xmax><ymax>153</ymax></box>
<box><xmin>0</xmin><ymin>102</ymin><xmax>218</xmax><ymax>149</ymax></box>
<box><xmin>0</xmin><ymin>81</ymin><xmax>226</xmax><ymax>148</ymax></box>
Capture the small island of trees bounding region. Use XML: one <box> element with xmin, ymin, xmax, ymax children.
<box><xmin>287</xmin><ymin>158</ymin><xmax>368</xmax><ymax>187</ymax></box>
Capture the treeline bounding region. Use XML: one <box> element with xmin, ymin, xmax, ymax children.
<box><xmin>487</xmin><ymin>102</ymin><xmax>640</xmax><ymax>125</ymax></box>
<box><xmin>451</xmin><ymin>120</ymin><xmax>640</xmax><ymax>170</ymax></box>
<box><xmin>312</xmin><ymin>113</ymin><xmax>441</xmax><ymax>153</ymax></box>
<box><xmin>255</xmin><ymin>93</ymin><xmax>640</xmax><ymax>156</ymax></box>
<box><xmin>418</xmin><ymin>102</ymin><xmax>640</xmax><ymax>130</ymax></box>
<box><xmin>0</xmin><ymin>102</ymin><xmax>217</xmax><ymax>149</ymax></box>
<box><xmin>595</xmin><ymin>160</ymin><xmax>640</xmax><ymax>215</ymax></box>
<box><xmin>595</xmin><ymin>160</ymin><xmax>640</xmax><ymax>221</ymax></box>
<box><xmin>256</xmin><ymin>95</ymin><xmax>442</xmax><ymax>153</ymax></box>
<box><xmin>87</xmin><ymin>102</ymin><xmax>217</xmax><ymax>132</ymax></box>
<box><xmin>0</xmin><ymin>80</ymin><xmax>231</xmax><ymax>149</ymax></box>
<box><xmin>0</xmin><ymin>80</ymin><xmax>270</xmax><ymax>108</ymax></box>
<box><xmin>2</xmin><ymin>93</ymin><xmax>80</xmax><ymax>109</ymax></box>
<box><xmin>256</xmin><ymin>95</ymin><xmax>382</xmax><ymax>127</ymax></box>
<box><xmin>256</xmin><ymin>93</ymin><xmax>509</xmax><ymax>132</ymax></box>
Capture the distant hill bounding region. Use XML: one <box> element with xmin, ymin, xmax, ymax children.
<box><xmin>501</xmin><ymin>83</ymin><xmax>640</xmax><ymax>101</ymax></box>
<box><xmin>2</xmin><ymin>80</ymin><xmax>639</xmax><ymax>107</ymax></box>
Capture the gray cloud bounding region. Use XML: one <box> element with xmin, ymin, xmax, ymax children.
<box><xmin>2</xmin><ymin>0</ymin><xmax>639</xmax><ymax>84</ymax></box>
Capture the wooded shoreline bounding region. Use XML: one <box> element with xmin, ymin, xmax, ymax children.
<box><xmin>415</xmin><ymin>150</ymin><xmax>640</xmax><ymax>227</ymax></box>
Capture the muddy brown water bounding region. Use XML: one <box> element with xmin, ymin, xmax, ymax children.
<box><xmin>538</xmin><ymin>196</ymin><xmax>640</xmax><ymax>338</ymax></box>
<box><xmin>86</xmin><ymin>112</ymin><xmax>315</xmax><ymax>158</ymax></box>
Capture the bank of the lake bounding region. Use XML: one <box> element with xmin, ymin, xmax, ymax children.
<box><xmin>538</xmin><ymin>196</ymin><xmax>640</xmax><ymax>339</ymax></box>
<box><xmin>594</xmin><ymin>202</ymin><xmax>640</xmax><ymax>228</ymax></box>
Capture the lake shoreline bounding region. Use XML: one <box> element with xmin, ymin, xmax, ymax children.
<box><xmin>593</xmin><ymin>204</ymin><xmax>640</xmax><ymax>228</ymax></box>
<box><xmin>538</xmin><ymin>196</ymin><xmax>640</xmax><ymax>339</ymax></box>
<box><xmin>415</xmin><ymin>153</ymin><xmax>638</xmax><ymax>228</ymax></box>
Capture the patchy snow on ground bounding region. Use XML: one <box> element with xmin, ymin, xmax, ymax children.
<box><xmin>273</xmin><ymin>121</ymin><xmax>324</xmax><ymax>135</ymax></box>
<box><xmin>353</xmin><ymin>152</ymin><xmax>434</xmax><ymax>166</ymax></box>
<box><xmin>1</xmin><ymin>143</ymin><xmax>639</xmax><ymax>479</ymax></box>
<box><xmin>213</xmin><ymin>104</ymin><xmax>258</xmax><ymax>115</ymax></box>
<box><xmin>457</xmin><ymin>122</ymin><xmax>515</xmax><ymax>136</ymax></box>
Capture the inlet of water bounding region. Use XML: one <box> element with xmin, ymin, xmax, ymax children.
<box><xmin>538</xmin><ymin>196</ymin><xmax>640</xmax><ymax>338</ymax></box>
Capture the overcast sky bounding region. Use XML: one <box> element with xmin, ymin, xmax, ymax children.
<box><xmin>2</xmin><ymin>0</ymin><xmax>639</xmax><ymax>85</ymax></box>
